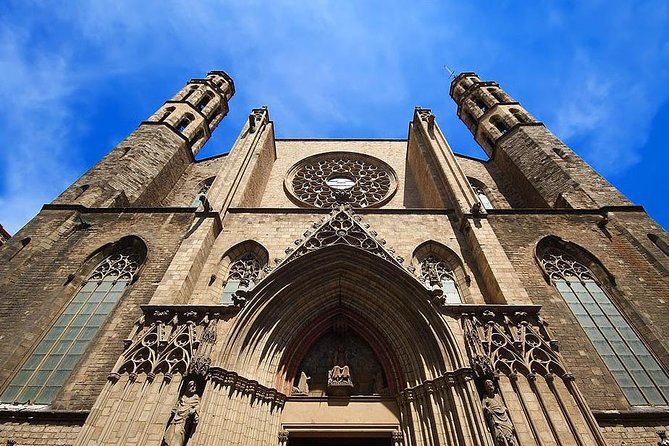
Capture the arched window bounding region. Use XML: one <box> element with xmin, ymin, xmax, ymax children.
<box><xmin>222</xmin><ymin>253</ymin><xmax>261</xmax><ymax>305</ymax></box>
<box><xmin>420</xmin><ymin>254</ymin><xmax>462</xmax><ymax>303</ymax></box>
<box><xmin>160</xmin><ymin>106</ymin><xmax>175</xmax><ymax>122</ymax></box>
<box><xmin>468</xmin><ymin>179</ymin><xmax>494</xmax><ymax>210</ymax></box>
<box><xmin>540</xmin><ymin>248</ymin><xmax>669</xmax><ymax>405</ymax></box>
<box><xmin>510</xmin><ymin>107</ymin><xmax>530</xmax><ymax>124</ymax></box>
<box><xmin>1</xmin><ymin>245</ymin><xmax>143</xmax><ymax>404</ymax></box>
<box><xmin>176</xmin><ymin>114</ymin><xmax>194</xmax><ymax>133</ymax></box>
<box><xmin>490</xmin><ymin>116</ymin><xmax>508</xmax><ymax>136</ymax></box>
<box><xmin>196</xmin><ymin>93</ymin><xmax>212</xmax><ymax>112</ymax></box>
<box><xmin>488</xmin><ymin>87</ymin><xmax>507</xmax><ymax>103</ymax></box>
<box><xmin>191</xmin><ymin>177</ymin><xmax>214</xmax><ymax>209</ymax></box>
<box><xmin>474</xmin><ymin>97</ymin><xmax>488</xmax><ymax>113</ymax></box>
<box><xmin>182</xmin><ymin>85</ymin><xmax>198</xmax><ymax>101</ymax></box>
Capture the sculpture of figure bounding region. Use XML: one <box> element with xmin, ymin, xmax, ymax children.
<box><xmin>372</xmin><ymin>370</ymin><xmax>385</xmax><ymax>394</ymax></box>
<box><xmin>328</xmin><ymin>365</ymin><xmax>351</xmax><ymax>383</ymax></box>
<box><xmin>293</xmin><ymin>371</ymin><xmax>311</xmax><ymax>395</ymax></box>
<box><xmin>482</xmin><ymin>379</ymin><xmax>517</xmax><ymax>446</ymax></box>
<box><xmin>163</xmin><ymin>380</ymin><xmax>200</xmax><ymax>446</ymax></box>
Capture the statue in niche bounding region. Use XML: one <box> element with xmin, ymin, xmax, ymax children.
<box><xmin>292</xmin><ymin>371</ymin><xmax>311</xmax><ymax>395</ymax></box>
<box><xmin>327</xmin><ymin>344</ymin><xmax>354</xmax><ymax>395</ymax></box>
<box><xmin>371</xmin><ymin>370</ymin><xmax>387</xmax><ymax>395</ymax></box>
<box><xmin>328</xmin><ymin>364</ymin><xmax>351</xmax><ymax>384</ymax></box>
<box><xmin>163</xmin><ymin>380</ymin><xmax>200</xmax><ymax>446</ymax></box>
<box><xmin>482</xmin><ymin>379</ymin><xmax>518</xmax><ymax>446</ymax></box>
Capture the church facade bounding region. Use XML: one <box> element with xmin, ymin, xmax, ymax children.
<box><xmin>1</xmin><ymin>70</ymin><xmax>669</xmax><ymax>446</ymax></box>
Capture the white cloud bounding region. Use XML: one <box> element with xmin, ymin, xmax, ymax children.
<box><xmin>0</xmin><ymin>25</ymin><xmax>81</xmax><ymax>233</ymax></box>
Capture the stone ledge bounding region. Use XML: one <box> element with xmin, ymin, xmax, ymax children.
<box><xmin>0</xmin><ymin>406</ymin><xmax>88</xmax><ymax>422</ymax></box>
<box><xmin>593</xmin><ymin>408</ymin><xmax>669</xmax><ymax>423</ymax></box>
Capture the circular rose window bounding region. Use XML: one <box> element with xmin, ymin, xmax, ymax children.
<box><xmin>285</xmin><ymin>152</ymin><xmax>397</xmax><ymax>208</ymax></box>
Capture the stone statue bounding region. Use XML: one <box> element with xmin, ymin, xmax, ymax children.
<box><xmin>163</xmin><ymin>380</ymin><xmax>200</xmax><ymax>446</ymax></box>
<box><xmin>293</xmin><ymin>371</ymin><xmax>310</xmax><ymax>395</ymax></box>
<box><xmin>482</xmin><ymin>379</ymin><xmax>517</xmax><ymax>446</ymax></box>
<box><xmin>328</xmin><ymin>365</ymin><xmax>351</xmax><ymax>383</ymax></box>
<box><xmin>372</xmin><ymin>370</ymin><xmax>385</xmax><ymax>394</ymax></box>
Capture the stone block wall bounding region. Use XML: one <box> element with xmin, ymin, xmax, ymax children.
<box><xmin>0</xmin><ymin>209</ymin><xmax>193</xmax><ymax>411</ymax></box>
<box><xmin>0</xmin><ymin>419</ymin><xmax>82</xmax><ymax>445</ymax></box>
<box><xmin>489</xmin><ymin>211</ymin><xmax>669</xmax><ymax>411</ymax></box>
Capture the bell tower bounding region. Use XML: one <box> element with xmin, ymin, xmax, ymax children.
<box><xmin>53</xmin><ymin>71</ymin><xmax>235</xmax><ymax>208</ymax></box>
<box><xmin>450</xmin><ymin>72</ymin><xmax>630</xmax><ymax>209</ymax></box>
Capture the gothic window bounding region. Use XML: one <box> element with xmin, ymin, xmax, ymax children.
<box><xmin>540</xmin><ymin>248</ymin><xmax>669</xmax><ymax>405</ymax></box>
<box><xmin>221</xmin><ymin>253</ymin><xmax>261</xmax><ymax>305</ymax></box>
<box><xmin>468</xmin><ymin>179</ymin><xmax>493</xmax><ymax>210</ymax></box>
<box><xmin>420</xmin><ymin>254</ymin><xmax>462</xmax><ymax>304</ymax></box>
<box><xmin>191</xmin><ymin>177</ymin><xmax>214</xmax><ymax>209</ymax></box>
<box><xmin>1</xmin><ymin>247</ymin><xmax>142</xmax><ymax>405</ymax></box>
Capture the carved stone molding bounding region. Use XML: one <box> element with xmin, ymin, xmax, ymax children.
<box><xmin>396</xmin><ymin>368</ymin><xmax>475</xmax><ymax>407</ymax></box>
<box><xmin>540</xmin><ymin>249</ymin><xmax>594</xmax><ymax>282</ymax></box>
<box><xmin>278</xmin><ymin>430</ymin><xmax>289</xmax><ymax>444</ymax></box>
<box><xmin>462</xmin><ymin>309</ymin><xmax>567</xmax><ymax>379</ymax></box>
<box><xmin>207</xmin><ymin>367</ymin><xmax>287</xmax><ymax>410</ymax></box>
<box><xmin>285</xmin><ymin>152</ymin><xmax>397</xmax><ymax>209</ymax></box>
<box><xmin>275</xmin><ymin>206</ymin><xmax>409</xmax><ymax>272</ymax></box>
<box><xmin>111</xmin><ymin>307</ymin><xmax>222</xmax><ymax>381</ymax></box>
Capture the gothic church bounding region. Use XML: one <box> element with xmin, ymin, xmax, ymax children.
<box><xmin>1</xmin><ymin>70</ymin><xmax>669</xmax><ymax>446</ymax></box>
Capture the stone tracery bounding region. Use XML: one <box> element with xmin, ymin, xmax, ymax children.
<box><xmin>539</xmin><ymin>249</ymin><xmax>594</xmax><ymax>282</ymax></box>
<box><xmin>287</xmin><ymin>153</ymin><xmax>396</xmax><ymax>208</ymax></box>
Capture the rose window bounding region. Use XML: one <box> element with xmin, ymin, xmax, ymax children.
<box><xmin>286</xmin><ymin>153</ymin><xmax>397</xmax><ymax>208</ymax></box>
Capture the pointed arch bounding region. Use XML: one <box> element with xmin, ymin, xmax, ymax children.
<box><xmin>536</xmin><ymin>236</ymin><xmax>669</xmax><ymax>406</ymax></box>
<box><xmin>412</xmin><ymin>240</ymin><xmax>470</xmax><ymax>303</ymax></box>
<box><xmin>216</xmin><ymin>240</ymin><xmax>268</xmax><ymax>305</ymax></box>
<box><xmin>0</xmin><ymin>235</ymin><xmax>147</xmax><ymax>404</ymax></box>
<box><xmin>217</xmin><ymin>244</ymin><xmax>468</xmax><ymax>393</ymax></box>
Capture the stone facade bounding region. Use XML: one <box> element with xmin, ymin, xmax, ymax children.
<box><xmin>1</xmin><ymin>70</ymin><xmax>668</xmax><ymax>445</ymax></box>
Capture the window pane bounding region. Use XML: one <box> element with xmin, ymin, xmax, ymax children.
<box><xmin>1</xmin><ymin>249</ymin><xmax>138</xmax><ymax>404</ymax></box>
<box><xmin>549</xmin><ymin>253</ymin><xmax>669</xmax><ymax>406</ymax></box>
<box><xmin>442</xmin><ymin>279</ymin><xmax>461</xmax><ymax>304</ymax></box>
<box><xmin>222</xmin><ymin>279</ymin><xmax>240</xmax><ymax>305</ymax></box>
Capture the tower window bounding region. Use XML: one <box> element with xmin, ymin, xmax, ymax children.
<box><xmin>160</xmin><ymin>106</ymin><xmax>175</xmax><ymax>122</ymax></box>
<box><xmin>510</xmin><ymin>108</ymin><xmax>530</xmax><ymax>124</ymax></box>
<box><xmin>540</xmin><ymin>248</ymin><xmax>669</xmax><ymax>406</ymax></box>
<box><xmin>182</xmin><ymin>85</ymin><xmax>198</xmax><ymax>101</ymax></box>
<box><xmin>420</xmin><ymin>255</ymin><xmax>462</xmax><ymax>303</ymax></box>
<box><xmin>475</xmin><ymin>98</ymin><xmax>488</xmax><ymax>113</ymax></box>
<box><xmin>176</xmin><ymin>114</ymin><xmax>194</xmax><ymax>133</ymax></box>
<box><xmin>222</xmin><ymin>253</ymin><xmax>261</xmax><ymax>305</ymax></box>
<box><xmin>1</xmin><ymin>247</ymin><xmax>142</xmax><ymax>405</ymax></box>
<box><xmin>196</xmin><ymin>93</ymin><xmax>212</xmax><ymax>112</ymax></box>
<box><xmin>490</xmin><ymin>116</ymin><xmax>508</xmax><ymax>135</ymax></box>
<box><xmin>488</xmin><ymin>88</ymin><xmax>506</xmax><ymax>103</ymax></box>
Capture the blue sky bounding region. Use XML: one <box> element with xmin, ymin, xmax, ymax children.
<box><xmin>1</xmin><ymin>1</ymin><xmax>668</xmax><ymax>233</ymax></box>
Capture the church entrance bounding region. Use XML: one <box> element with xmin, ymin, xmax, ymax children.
<box><xmin>289</xmin><ymin>437</ymin><xmax>391</xmax><ymax>446</ymax></box>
